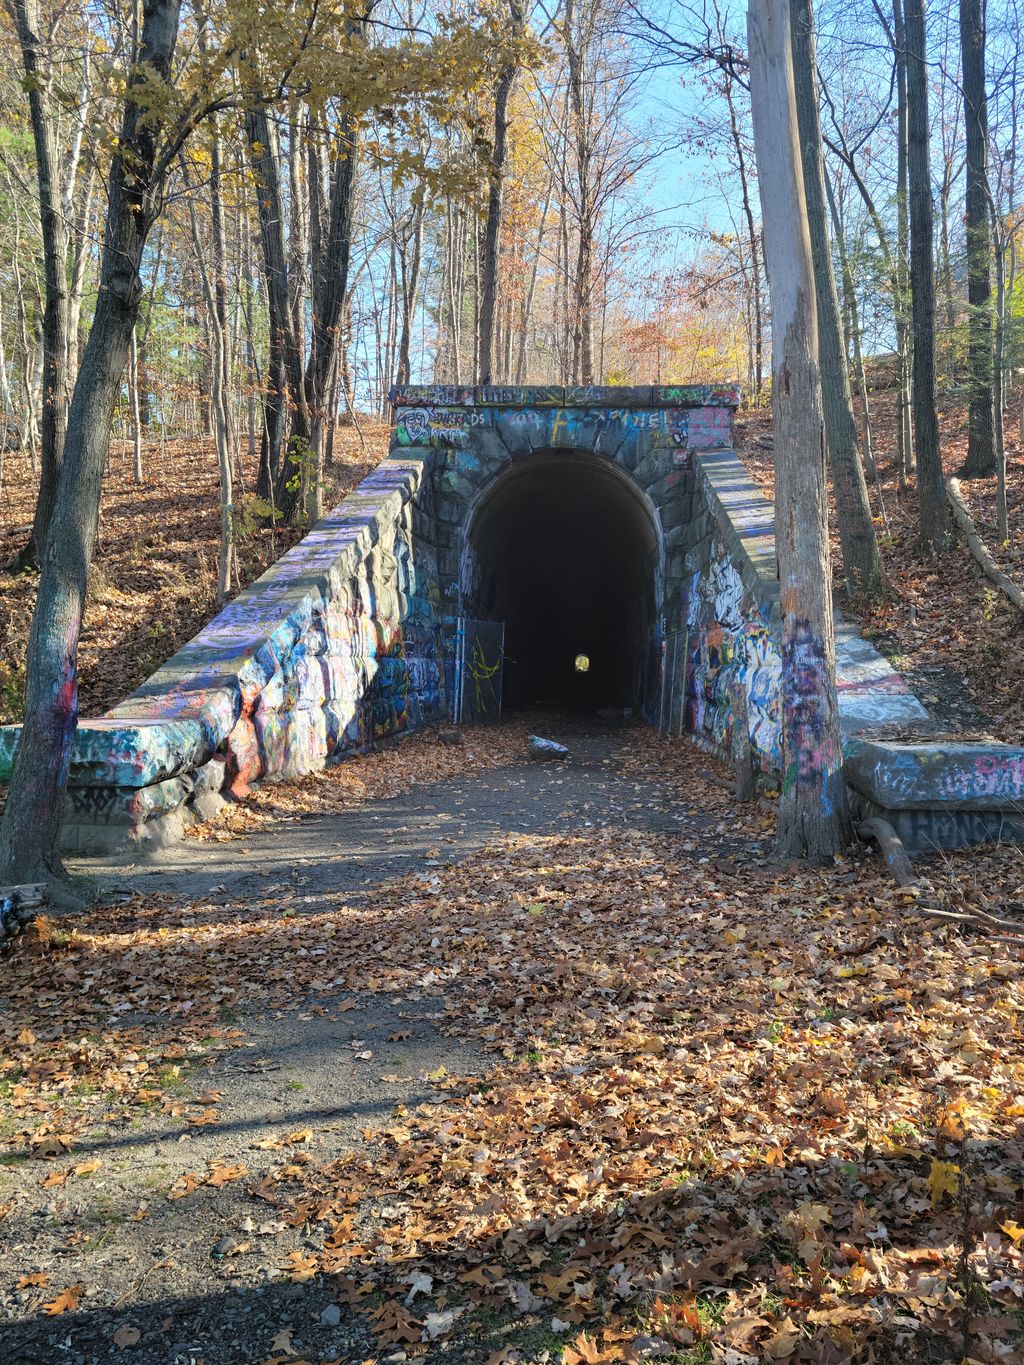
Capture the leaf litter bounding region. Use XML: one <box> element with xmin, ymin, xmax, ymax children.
<box><xmin>0</xmin><ymin>724</ymin><xmax>1023</xmax><ymax>1363</ymax></box>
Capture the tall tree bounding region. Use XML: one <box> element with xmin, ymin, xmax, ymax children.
<box><xmin>0</xmin><ymin>0</ymin><xmax>186</xmax><ymax>898</ymax></box>
<box><xmin>905</xmin><ymin>0</ymin><xmax>951</xmax><ymax>548</ymax></box>
<box><xmin>244</xmin><ymin>102</ymin><xmax>304</xmax><ymax>508</ymax></box>
<box><xmin>479</xmin><ymin>0</ymin><xmax>525</xmax><ymax>385</ymax></box>
<box><xmin>791</xmin><ymin>0</ymin><xmax>884</xmax><ymax>601</ymax></box>
<box><xmin>747</xmin><ymin>0</ymin><xmax>852</xmax><ymax>861</ymax></box>
<box><xmin>956</xmin><ymin>0</ymin><xmax>996</xmax><ymax>478</ymax></box>
<box><xmin>5</xmin><ymin>0</ymin><xmax>70</xmax><ymax>567</ymax></box>
<box><xmin>892</xmin><ymin>0</ymin><xmax>914</xmax><ymax>483</ymax></box>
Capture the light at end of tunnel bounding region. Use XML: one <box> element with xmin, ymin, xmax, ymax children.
<box><xmin>574</xmin><ymin>653</ymin><xmax>590</xmax><ymax>674</ymax></box>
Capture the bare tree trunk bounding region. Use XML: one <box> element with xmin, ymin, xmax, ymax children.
<box><xmin>129</xmin><ymin>328</ymin><xmax>144</xmax><ymax>484</ymax></box>
<box><xmin>515</xmin><ymin>174</ymin><xmax>552</xmax><ymax>384</ymax></box>
<box><xmin>0</xmin><ymin>0</ymin><xmax>182</xmax><ymax>897</ymax></box>
<box><xmin>7</xmin><ymin>0</ymin><xmax>70</xmax><ymax>568</ymax></box>
<box><xmin>748</xmin><ymin>0</ymin><xmax>851</xmax><ymax>861</ymax></box>
<box><xmin>209</xmin><ymin>120</ymin><xmax>236</xmax><ymax>597</ymax></box>
<box><xmin>478</xmin><ymin>1</ymin><xmax>523</xmax><ymax>385</ymax></box>
<box><xmin>719</xmin><ymin>16</ymin><xmax>764</xmax><ymax>405</ymax></box>
<box><xmin>395</xmin><ymin>197</ymin><xmax>425</xmax><ymax>388</ymax></box>
<box><xmin>303</xmin><ymin>98</ymin><xmax>360</xmax><ymax>524</ymax></box>
<box><xmin>956</xmin><ymin>0</ymin><xmax>996</xmax><ymax>478</ymax></box>
<box><xmin>992</xmin><ymin>202</ymin><xmax>1008</xmax><ymax>540</ymax></box>
<box><xmin>893</xmin><ymin>0</ymin><xmax>914</xmax><ymax>482</ymax></box>
<box><xmin>906</xmin><ymin>0</ymin><xmax>951</xmax><ymax>549</ymax></box>
<box><xmin>792</xmin><ymin>0</ymin><xmax>883</xmax><ymax>600</ymax></box>
<box><xmin>565</xmin><ymin>0</ymin><xmax>595</xmax><ymax>385</ymax></box>
<box><xmin>443</xmin><ymin>198</ymin><xmax>463</xmax><ymax>384</ymax></box>
<box><xmin>826</xmin><ymin>172</ymin><xmax>888</xmax><ymax>531</ymax></box>
<box><xmin>243</xmin><ymin>104</ymin><xmax>307</xmax><ymax>515</ymax></box>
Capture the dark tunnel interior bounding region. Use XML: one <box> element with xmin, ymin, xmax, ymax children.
<box><xmin>464</xmin><ymin>453</ymin><xmax>661</xmax><ymax>712</ymax></box>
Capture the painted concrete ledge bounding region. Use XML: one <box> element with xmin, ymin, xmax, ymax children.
<box><xmin>390</xmin><ymin>383</ymin><xmax>742</xmax><ymax>409</ymax></box>
<box><xmin>694</xmin><ymin>448</ymin><xmax>1024</xmax><ymax>850</ymax></box>
<box><xmin>0</xmin><ymin>455</ymin><xmax>436</xmax><ymax>851</ymax></box>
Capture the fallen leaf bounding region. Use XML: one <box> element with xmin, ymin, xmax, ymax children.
<box><xmin>926</xmin><ymin>1159</ymin><xmax>960</xmax><ymax>1208</ymax></box>
<box><xmin>168</xmin><ymin>1172</ymin><xmax>201</xmax><ymax>1200</ymax></box>
<box><xmin>279</xmin><ymin>1249</ymin><xmax>319</xmax><ymax>1282</ymax></box>
<box><xmin>43</xmin><ymin>1284</ymin><xmax>84</xmax><ymax>1315</ymax></box>
<box><xmin>762</xmin><ymin>1315</ymin><xmax>802</xmax><ymax>1359</ymax></box>
<box><xmin>16</xmin><ymin>1272</ymin><xmax>49</xmax><ymax>1289</ymax></box>
<box><xmin>206</xmin><ymin>1162</ymin><xmax>248</xmax><ymax>1186</ymax></box>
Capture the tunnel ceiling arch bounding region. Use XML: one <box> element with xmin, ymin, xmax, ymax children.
<box><xmin>462</xmin><ymin>452</ymin><xmax>664</xmax><ymax>709</ymax></box>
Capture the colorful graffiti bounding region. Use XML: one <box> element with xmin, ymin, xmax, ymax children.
<box><xmin>9</xmin><ymin>383</ymin><xmax>1023</xmax><ymax>859</ymax></box>
<box><xmin>780</xmin><ymin>620</ymin><xmax>841</xmax><ymax>794</ymax></box>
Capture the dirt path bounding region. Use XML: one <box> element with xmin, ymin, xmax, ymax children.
<box><xmin>2</xmin><ymin>722</ymin><xmax>1022</xmax><ymax>1365</ymax></box>
<box><xmin>0</xmin><ymin>722</ymin><xmax>766</xmax><ymax>1365</ymax></box>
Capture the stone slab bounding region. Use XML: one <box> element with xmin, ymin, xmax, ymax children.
<box><xmin>844</xmin><ymin>738</ymin><xmax>1024</xmax><ymax>810</ymax></box>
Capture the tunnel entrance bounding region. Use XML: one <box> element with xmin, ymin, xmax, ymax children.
<box><xmin>462</xmin><ymin>452</ymin><xmax>663</xmax><ymax>713</ymax></box>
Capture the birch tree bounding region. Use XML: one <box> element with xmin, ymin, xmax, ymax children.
<box><xmin>748</xmin><ymin>0</ymin><xmax>852</xmax><ymax>861</ymax></box>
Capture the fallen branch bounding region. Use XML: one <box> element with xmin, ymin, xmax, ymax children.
<box><xmin>946</xmin><ymin>477</ymin><xmax>1024</xmax><ymax>612</ymax></box>
<box><xmin>857</xmin><ymin>819</ymin><xmax>1024</xmax><ymax>942</ymax></box>
<box><xmin>857</xmin><ymin>818</ymin><xmax>918</xmax><ymax>887</ymax></box>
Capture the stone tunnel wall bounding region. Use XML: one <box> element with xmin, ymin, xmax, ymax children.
<box><xmin>395</xmin><ymin>383</ymin><xmax>742</xmax><ymax>696</ymax></box>
<box><xmin>2</xmin><ymin>382</ymin><xmax>1023</xmax><ymax>856</ymax></box>
<box><xmin>0</xmin><ymin>385</ymin><xmax>739</xmax><ymax>854</ymax></box>
<box><xmin>680</xmin><ymin>448</ymin><xmax>1024</xmax><ymax>850</ymax></box>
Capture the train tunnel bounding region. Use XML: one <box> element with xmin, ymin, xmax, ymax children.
<box><xmin>463</xmin><ymin>452</ymin><xmax>662</xmax><ymax>712</ymax></box>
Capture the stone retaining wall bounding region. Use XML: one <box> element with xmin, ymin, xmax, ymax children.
<box><xmin>0</xmin><ymin>458</ymin><xmax>447</xmax><ymax>852</ymax></box>
<box><xmin>2</xmin><ymin>384</ymin><xmax>1022</xmax><ymax>857</ymax></box>
<box><xmin>681</xmin><ymin>448</ymin><xmax>1024</xmax><ymax>850</ymax></box>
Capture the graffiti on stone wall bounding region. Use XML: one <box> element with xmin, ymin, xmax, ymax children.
<box><xmin>744</xmin><ymin>623</ymin><xmax>782</xmax><ymax>765</ymax></box>
<box><xmin>656</xmin><ymin>384</ymin><xmax>741</xmax><ymax>407</ymax></box>
<box><xmin>685</xmin><ymin>545</ymin><xmax>782</xmax><ymax>773</ymax></box>
<box><xmin>393</xmin><ymin>385</ymin><xmax>476</xmax><ymax>408</ymax></box>
<box><xmin>686</xmin><ymin>407</ymin><xmax>732</xmax><ymax>450</ymax></box>
<box><xmin>781</xmin><ymin>620</ymin><xmax>841</xmax><ymax>796</ymax></box>
<box><xmin>395</xmin><ymin>407</ymin><xmax>491</xmax><ymax>449</ymax></box>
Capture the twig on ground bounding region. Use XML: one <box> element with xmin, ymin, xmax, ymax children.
<box><xmin>857</xmin><ymin>818</ymin><xmax>1024</xmax><ymax>942</ymax></box>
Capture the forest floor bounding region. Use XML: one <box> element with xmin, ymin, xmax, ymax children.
<box><xmin>732</xmin><ymin>390</ymin><xmax>1024</xmax><ymax>746</ymax></box>
<box><xmin>0</xmin><ymin>420</ymin><xmax>391</xmax><ymax>727</ymax></box>
<box><xmin>1</xmin><ymin>719</ymin><xmax>1024</xmax><ymax>1365</ymax></box>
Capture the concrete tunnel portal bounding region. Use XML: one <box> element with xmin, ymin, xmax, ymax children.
<box><xmin>461</xmin><ymin>452</ymin><xmax>663</xmax><ymax>713</ymax></box>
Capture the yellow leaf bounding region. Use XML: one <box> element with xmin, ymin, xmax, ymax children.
<box><xmin>280</xmin><ymin>1249</ymin><xmax>319</xmax><ymax>1283</ymax></box>
<box><xmin>74</xmin><ymin>1159</ymin><xmax>102</xmax><ymax>1177</ymax></box>
<box><xmin>1000</xmin><ymin>1220</ymin><xmax>1024</xmax><ymax>1245</ymax></box>
<box><xmin>926</xmin><ymin>1159</ymin><xmax>960</xmax><ymax>1208</ymax></box>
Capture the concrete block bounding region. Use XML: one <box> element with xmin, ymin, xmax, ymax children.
<box><xmin>844</xmin><ymin>739</ymin><xmax>1024</xmax><ymax>810</ymax></box>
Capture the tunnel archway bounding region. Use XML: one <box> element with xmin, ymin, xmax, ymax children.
<box><xmin>462</xmin><ymin>452</ymin><xmax>663</xmax><ymax>712</ymax></box>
